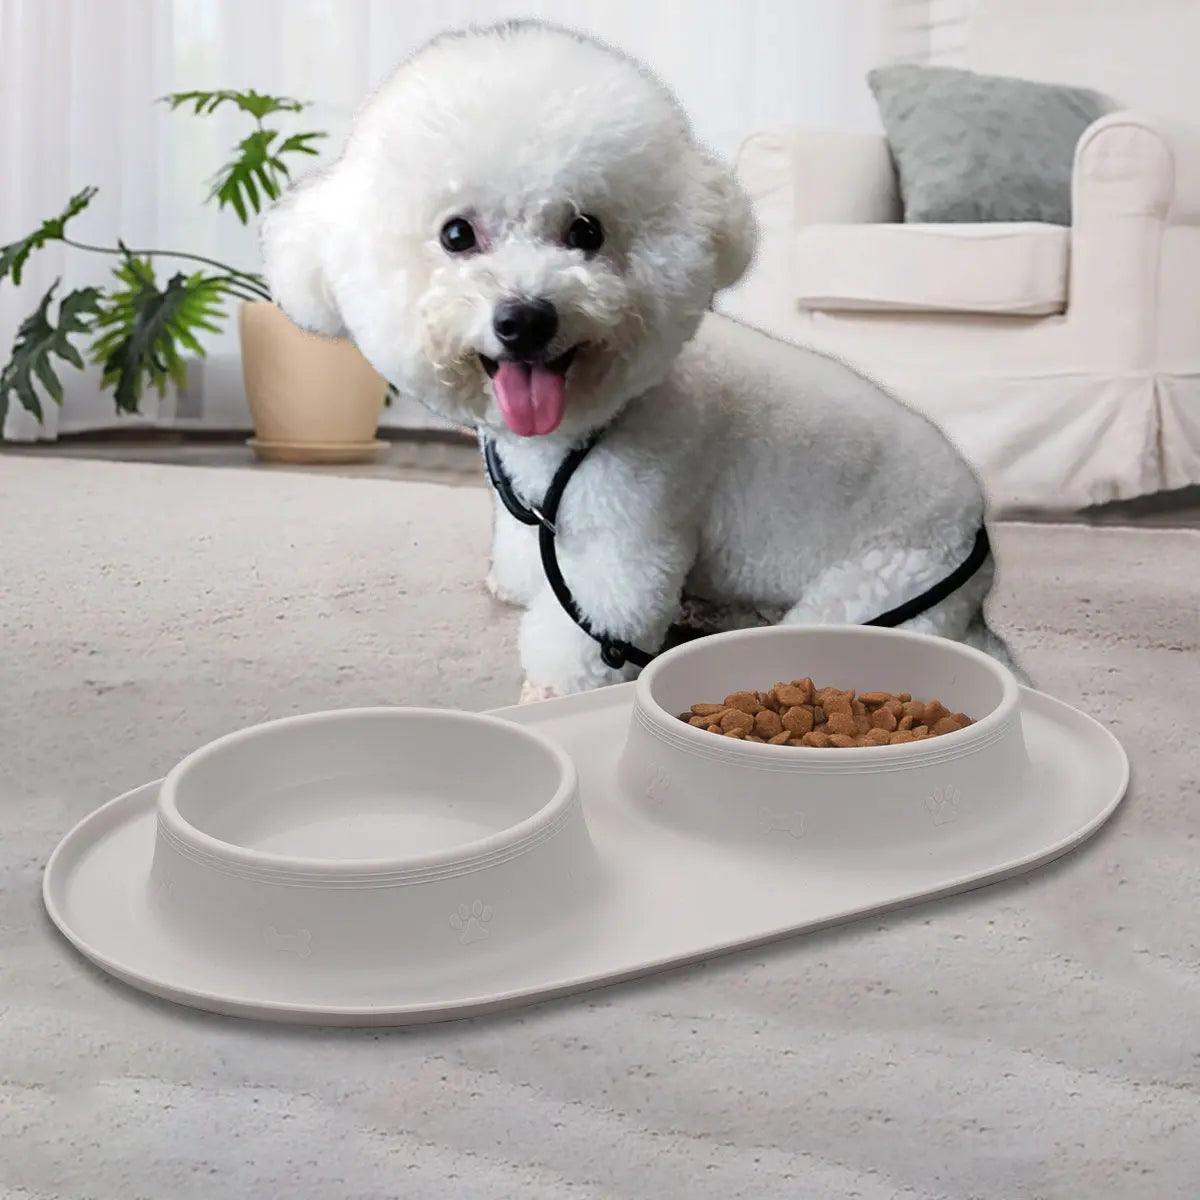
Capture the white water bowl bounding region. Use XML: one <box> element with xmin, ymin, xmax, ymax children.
<box><xmin>618</xmin><ymin>625</ymin><xmax>1029</xmax><ymax>856</ymax></box>
<box><xmin>147</xmin><ymin>708</ymin><xmax>598</xmax><ymax>986</ymax></box>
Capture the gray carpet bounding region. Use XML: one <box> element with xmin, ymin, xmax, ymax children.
<box><xmin>1</xmin><ymin>458</ymin><xmax>1197</xmax><ymax>1200</ymax></box>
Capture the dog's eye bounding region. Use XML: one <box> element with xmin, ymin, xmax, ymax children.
<box><xmin>439</xmin><ymin>217</ymin><xmax>477</xmax><ymax>254</ymax></box>
<box><xmin>564</xmin><ymin>214</ymin><xmax>604</xmax><ymax>254</ymax></box>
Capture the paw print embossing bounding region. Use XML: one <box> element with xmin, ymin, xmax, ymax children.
<box><xmin>449</xmin><ymin>900</ymin><xmax>493</xmax><ymax>945</ymax></box>
<box><xmin>264</xmin><ymin>925</ymin><xmax>312</xmax><ymax>959</ymax></box>
<box><xmin>760</xmin><ymin>806</ymin><xmax>806</xmax><ymax>839</ymax></box>
<box><xmin>926</xmin><ymin>786</ymin><xmax>961</xmax><ymax>826</ymax></box>
<box><xmin>645</xmin><ymin>764</ymin><xmax>671</xmax><ymax>805</ymax></box>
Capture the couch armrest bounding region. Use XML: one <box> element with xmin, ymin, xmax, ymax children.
<box><xmin>722</xmin><ymin>127</ymin><xmax>900</xmax><ymax>337</ymax></box>
<box><xmin>1068</xmin><ymin>111</ymin><xmax>1200</xmax><ymax>358</ymax></box>
<box><xmin>734</xmin><ymin>127</ymin><xmax>901</xmax><ymax>230</ymax></box>
<box><xmin>1074</xmin><ymin>110</ymin><xmax>1200</xmax><ymax>225</ymax></box>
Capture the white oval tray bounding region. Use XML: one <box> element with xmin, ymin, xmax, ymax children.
<box><xmin>43</xmin><ymin>683</ymin><xmax>1127</xmax><ymax>1026</ymax></box>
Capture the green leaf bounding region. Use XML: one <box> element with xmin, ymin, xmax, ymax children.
<box><xmin>0</xmin><ymin>283</ymin><xmax>104</xmax><ymax>423</ymax></box>
<box><xmin>88</xmin><ymin>256</ymin><xmax>232</xmax><ymax>414</ymax></box>
<box><xmin>204</xmin><ymin>125</ymin><xmax>327</xmax><ymax>223</ymax></box>
<box><xmin>209</xmin><ymin>129</ymin><xmax>281</xmax><ymax>222</ymax></box>
<box><xmin>160</xmin><ymin>89</ymin><xmax>308</xmax><ymax>120</ymax></box>
<box><xmin>0</xmin><ymin>187</ymin><xmax>98</xmax><ymax>286</ymax></box>
<box><xmin>276</xmin><ymin>131</ymin><xmax>325</xmax><ymax>158</ymax></box>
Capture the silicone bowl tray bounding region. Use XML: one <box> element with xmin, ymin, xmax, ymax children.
<box><xmin>43</xmin><ymin>626</ymin><xmax>1128</xmax><ymax>1025</ymax></box>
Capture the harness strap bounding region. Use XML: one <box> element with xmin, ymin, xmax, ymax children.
<box><xmin>864</xmin><ymin>527</ymin><xmax>991</xmax><ymax>628</ymax></box>
<box><xmin>483</xmin><ymin>432</ymin><xmax>655</xmax><ymax>668</ymax></box>
<box><xmin>482</xmin><ymin>433</ymin><xmax>991</xmax><ymax>670</ymax></box>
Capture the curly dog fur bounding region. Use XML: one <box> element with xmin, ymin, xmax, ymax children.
<box><xmin>261</xmin><ymin>19</ymin><xmax>1027</xmax><ymax>700</ymax></box>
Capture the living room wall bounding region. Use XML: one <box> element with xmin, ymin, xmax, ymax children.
<box><xmin>1</xmin><ymin>0</ymin><xmax>888</xmax><ymax>440</ymax></box>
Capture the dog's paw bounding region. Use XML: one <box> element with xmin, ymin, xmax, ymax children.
<box><xmin>518</xmin><ymin>679</ymin><xmax>560</xmax><ymax>705</ymax></box>
<box><xmin>485</xmin><ymin>569</ymin><xmax>525</xmax><ymax>608</ymax></box>
<box><xmin>485</xmin><ymin>569</ymin><xmax>509</xmax><ymax>602</ymax></box>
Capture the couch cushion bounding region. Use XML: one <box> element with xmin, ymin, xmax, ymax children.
<box><xmin>867</xmin><ymin>63</ymin><xmax>1112</xmax><ymax>225</ymax></box>
<box><xmin>793</xmin><ymin>222</ymin><xmax>1069</xmax><ymax>316</ymax></box>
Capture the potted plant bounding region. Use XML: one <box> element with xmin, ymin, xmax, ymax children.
<box><xmin>0</xmin><ymin>88</ymin><xmax>388</xmax><ymax>462</ymax></box>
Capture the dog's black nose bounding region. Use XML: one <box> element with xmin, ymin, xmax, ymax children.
<box><xmin>493</xmin><ymin>298</ymin><xmax>558</xmax><ymax>359</ymax></box>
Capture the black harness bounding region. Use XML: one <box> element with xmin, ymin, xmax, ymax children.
<box><xmin>482</xmin><ymin>432</ymin><xmax>992</xmax><ymax>671</ymax></box>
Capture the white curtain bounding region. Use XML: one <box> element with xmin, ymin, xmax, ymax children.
<box><xmin>1</xmin><ymin>0</ymin><xmax>887</xmax><ymax>441</ymax></box>
<box><xmin>883</xmin><ymin>0</ymin><xmax>974</xmax><ymax>64</ymax></box>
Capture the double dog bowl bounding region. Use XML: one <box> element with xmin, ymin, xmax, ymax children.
<box><xmin>43</xmin><ymin>625</ymin><xmax>1127</xmax><ymax>1025</ymax></box>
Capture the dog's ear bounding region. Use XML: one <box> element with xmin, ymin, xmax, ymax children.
<box><xmin>695</xmin><ymin>149</ymin><xmax>758</xmax><ymax>292</ymax></box>
<box><xmin>259</xmin><ymin>171</ymin><xmax>347</xmax><ymax>337</ymax></box>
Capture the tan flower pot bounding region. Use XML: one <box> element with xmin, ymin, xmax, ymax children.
<box><xmin>238</xmin><ymin>300</ymin><xmax>388</xmax><ymax>464</ymax></box>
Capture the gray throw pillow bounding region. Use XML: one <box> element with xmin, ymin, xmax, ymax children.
<box><xmin>867</xmin><ymin>64</ymin><xmax>1114</xmax><ymax>225</ymax></box>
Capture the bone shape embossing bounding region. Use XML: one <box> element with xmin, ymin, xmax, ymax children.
<box><xmin>264</xmin><ymin>925</ymin><xmax>312</xmax><ymax>958</ymax></box>
<box><xmin>760</xmin><ymin>806</ymin><xmax>806</xmax><ymax>839</ymax></box>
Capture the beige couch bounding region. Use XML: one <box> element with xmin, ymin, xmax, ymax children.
<box><xmin>723</xmin><ymin>0</ymin><xmax>1200</xmax><ymax>512</ymax></box>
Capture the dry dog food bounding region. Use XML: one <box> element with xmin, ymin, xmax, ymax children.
<box><xmin>677</xmin><ymin>678</ymin><xmax>974</xmax><ymax>748</ymax></box>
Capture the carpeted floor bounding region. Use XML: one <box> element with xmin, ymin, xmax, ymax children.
<box><xmin>1</xmin><ymin>457</ymin><xmax>1197</xmax><ymax>1199</ymax></box>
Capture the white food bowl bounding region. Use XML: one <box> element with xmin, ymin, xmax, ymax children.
<box><xmin>147</xmin><ymin>708</ymin><xmax>598</xmax><ymax>984</ymax></box>
<box><xmin>619</xmin><ymin>625</ymin><xmax>1029</xmax><ymax>854</ymax></box>
<box><xmin>44</xmin><ymin>624</ymin><xmax>1129</xmax><ymax>1025</ymax></box>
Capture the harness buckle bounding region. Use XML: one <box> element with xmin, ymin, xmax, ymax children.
<box><xmin>600</xmin><ymin>641</ymin><xmax>628</xmax><ymax>670</ymax></box>
<box><xmin>528</xmin><ymin>506</ymin><xmax>557</xmax><ymax>535</ymax></box>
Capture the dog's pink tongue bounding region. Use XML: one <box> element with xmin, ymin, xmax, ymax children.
<box><xmin>493</xmin><ymin>362</ymin><xmax>565</xmax><ymax>436</ymax></box>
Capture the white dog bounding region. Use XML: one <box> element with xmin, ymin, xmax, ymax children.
<box><xmin>261</xmin><ymin>19</ymin><xmax>1026</xmax><ymax>700</ymax></box>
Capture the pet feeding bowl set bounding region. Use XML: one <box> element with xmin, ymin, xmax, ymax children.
<box><xmin>44</xmin><ymin>624</ymin><xmax>1128</xmax><ymax>1026</ymax></box>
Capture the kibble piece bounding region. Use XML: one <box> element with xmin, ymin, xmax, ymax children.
<box><xmin>888</xmin><ymin>729</ymin><xmax>916</xmax><ymax>744</ymax></box>
<box><xmin>853</xmin><ymin>713</ymin><xmax>873</xmax><ymax>735</ymax></box>
<box><xmin>755</xmin><ymin>709</ymin><xmax>784</xmax><ymax>739</ymax></box>
<box><xmin>931</xmin><ymin>716</ymin><xmax>963</xmax><ymax>736</ymax></box>
<box><xmin>828</xmin><ymin>734</ymin><xmax>858</xmax><ymax>748</ymax></box>
<box><xmin>826</xmin><ymin>711</ymin><xmax>856</xmax><ymax>736</ymax></box>
<box><xmin>898</xmin><ymin>714</ymin><xmax>915</xmax><ymax>731</ymax></box>
<box><xmin>902</xmin><ymin>701</ymin><xmax>926</xmax><ymax>722</ymax></box>
<box><xmin>923</xmin><ymin>700</ymin><xmax>950</xmax><ymax>726</ymax></box>
<box><xmin>746</xmin><ymin>735</ymin><xmax>765</xmax><ymax>743</ymax></box>
<box><xmin>688</xmin><ymin>715</ymin><xmax>712</xmax><ymax>728</ymax></box>
<box><xmin>781</xmin><ymin>706</ymin><xmax>814</xmax><ymax>736</ymax></box>
<box><xmin>724</xmin><ymin>728</ymin><xmax>747</xmax><ymax>739</ymax></box>
<box><xmin>724</xmin><ymin>691</ymin><xmax>761</xmax><ymax>715</ymax></box>
<box><xmin>851</xmin><ymin>699</ymin><xmax>867</xmax><ymax>718</ymax></box>
<box><xmin>812</xmin><ymin>705</ymin><xmax>826</xmax><ymax>726</ymax></box>
<box><xmin>691</xmin><ymin>703</ymin><xmax>725</xmax><ymax>717</ymax></box>
<box><xmin>824</xmin><ymin>695</ymin><xmax>853</xmax><ymax>717</ymax></box>
<box><xmin>859</xmin><ymin>691</ymin><xmax>891</xmax><ymax>706</ymax></box>
<box><xmin>802</xmin><ymin>731</ymin><xmax>832</xmax><ymax>747</ymax></box>
<box><xmin>912</xmin><ymin>725</ymin><xmax>930</xmax><ymax>739</ymax></box>
<box><xmin>768</xmin><ymin>731</ymin><xmax>791</xmax><ymax>745</ymax></box>
<box><xmin>884</xmin><ymin>698</ymin><xmax>904</xmax><ymax>717</ymax></box>
<box><xmin>897</xmin><ymin>693</ymin><xmax>911</xmax><ymax>702</ymax></box>
<box><xmin>706</xmin><ymin>723</ymin><xmax>722</xmax><ymax>734</ymax></box>
<box><xmin>775</xmin><ymin>683</ymin><xmax>809</xmax><ymax>707</ymax></box>
<box><xmin>951</xmin><ymin>712</ymin><xmax>973</xmax><ymax>726</ymax></box>
<box><xmin>870</xmin><ymin>707</ymin><xmax>898</xmax><ymax>732</ymax></box>
<box><xmin>862</xmin><ymin>728</ymin><xmax>892</xmax><ymax>746</ymax></box>
<box><xmin>719</xmin><ymin>708</ymin><xmax>755</xmax><ymax>735</ymax></box>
